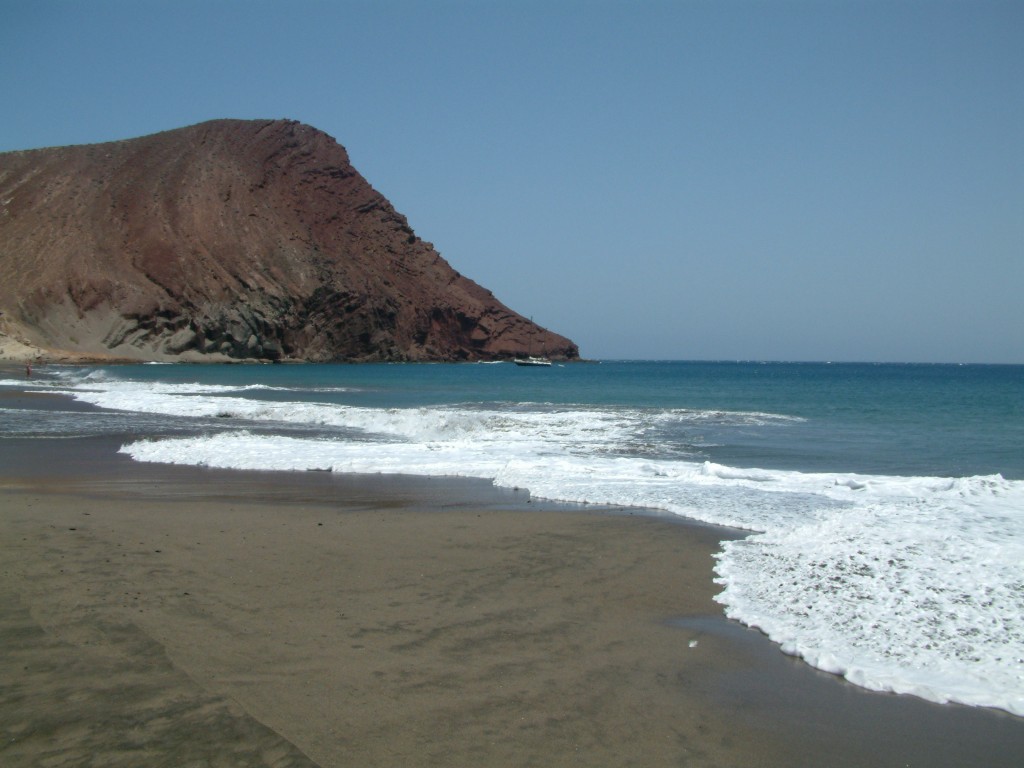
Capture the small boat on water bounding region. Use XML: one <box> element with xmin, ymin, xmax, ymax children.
<box><xmin>514</xmin><ymin>356</ymin><xmax>552</xmax><ymax>367</ymax></box>
<box><xmin>515</xmin><ymin>319</ymin><xmax>552</xmax><ymax>367</ymax></box>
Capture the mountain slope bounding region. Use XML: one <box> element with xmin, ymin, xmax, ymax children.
<box><xmin>0</xmin><ymin>119</ymin><xmax>578</xmax><ymax>362</ymax></box>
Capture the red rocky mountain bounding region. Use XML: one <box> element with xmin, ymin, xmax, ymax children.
<box><xmin>0</xmin><ymin>119</ymin><xmax>578</xmax><ymax>362</ymax></box>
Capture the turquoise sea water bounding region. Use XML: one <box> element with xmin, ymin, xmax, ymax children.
<box><xmin>18</xmin><ymin>360</ymin><xmax>1016</xmax><ymax>476</ymax></box>
<box><xmin>2</xmin><ymin>360</ymin><xmax>1023</xmax><ymax>715</ymax></box>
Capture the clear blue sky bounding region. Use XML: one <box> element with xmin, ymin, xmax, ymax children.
<box><xmin>3</xmin><ymin>0</ymin><xmax>1021</xmax><ymax>362</ymax></box>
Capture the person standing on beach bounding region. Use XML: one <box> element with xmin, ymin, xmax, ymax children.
<box><xmin>26</xmin><ymin>362</ymin><xmax>31</xmax><ymax>378</ymax></box>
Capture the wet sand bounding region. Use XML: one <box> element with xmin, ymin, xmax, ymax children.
<box><xmin>1</xmin><ymin>388</ymin><xmax>1022</xmax><ymax>766</ymax></box>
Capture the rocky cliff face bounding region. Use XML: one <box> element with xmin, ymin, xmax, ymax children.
<box><xmin>0</xmin><ymin>119</ymin><xmax>578</xmax><ymax>362</ymax></box>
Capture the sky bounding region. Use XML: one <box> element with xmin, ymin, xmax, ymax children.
<box><xmin>2</xmin><ymin>0</ymin><xmax>1021</xmax><ymax>363</ymax></box>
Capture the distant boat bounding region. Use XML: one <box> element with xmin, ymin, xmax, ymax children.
<box><xmin>514</xmin><ymin>356</ymin><xmax>552</xmax><ymax>367</ymax></box>
<box><xmin>515</xmin><ymin>318</ymin><xmax>552</xmax><ymax>366</ymax></box>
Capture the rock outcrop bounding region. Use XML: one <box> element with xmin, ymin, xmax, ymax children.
<box><xmin>0</xmin><ymin>119</ymin><xmax>578</xmax><ymax>362</ymax></box>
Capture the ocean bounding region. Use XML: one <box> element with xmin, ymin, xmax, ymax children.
<box><xmin>2</xmin><ymin>360</ymin><xmax>1022</xmax><ymax>716</ymax></box>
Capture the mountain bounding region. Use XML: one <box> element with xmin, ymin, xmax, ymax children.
<box><xmin>0</xmin><ymin>119</ymin><xmax>578</xmax><ymax>363</ymax></box>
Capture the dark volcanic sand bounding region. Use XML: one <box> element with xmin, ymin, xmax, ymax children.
<box><xmin>1</xmin><ymin>386</ymin><xmax>1022</xmax><ymax>767</ymax></box>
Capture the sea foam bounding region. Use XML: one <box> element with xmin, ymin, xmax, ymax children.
<box><xmin>34</xmin><ymin>371</ymin><xmax>1024</xmax><ymax>716</ymax></box>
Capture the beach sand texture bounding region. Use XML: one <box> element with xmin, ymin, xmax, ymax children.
<box><xmin>1</xmin><ymin>428</ymin><xmax>1022</xmax><ymax>766</ymax></box>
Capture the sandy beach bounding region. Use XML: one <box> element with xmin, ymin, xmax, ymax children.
<box><xmin>1</xmin><ymin>387</ymin><xmax>1022</xmax><ymax>766</ymax></box>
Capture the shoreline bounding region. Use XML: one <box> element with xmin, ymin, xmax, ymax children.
<box><xmin>0</xmin><ymin>340</ymin><xmax>585</xmax><ymax>366</ymax></box>
<box><xmin>1</xmin><ymin>389</ymin><xmax>1022</xmax><ymax>765</ymax></box>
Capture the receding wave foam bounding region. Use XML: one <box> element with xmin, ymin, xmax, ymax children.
<box><xmin>37</xmin><ymin>371</ymin><xmax>1024</xmax><ymax>717</ymax></box>
<box><xmin>715</xmin><ymin>476</ymin><xmax>1024</xmax><ymax>716</ymax></box>
<box><xmin>52</xmin><ymin>374</ymin><xmax>735</xmax><ymax>458</ymax></box>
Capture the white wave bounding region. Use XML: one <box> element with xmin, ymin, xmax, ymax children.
<box><xmin>51</xmin><ymin>375</ymin><xmax>670</xmax><ymax>454</ymax></box>
<box><xmin>122</xmin><ymin>431</ymin><xmax>512</xmax><ymax>477</ymax></box>
<box><xmin>657</xmin><ymin>408</ymin><xmax>806</xmax><ymax>426</ymax></box>
<box><xmin>0</xmin><ymin>378</ymin><xmax>48</xmax><ymax>391</ymax></box>
<box><xmin>60</xmin><ymin>379</ymin><xmax>291</xmax><ymax>396</ymax></box>
<box><xmin>119</xmin><ymin>425</ymin><xmax>1024</xmax><ymax>716</ymax></box>
<box><xmin>714</xmin><ymin>482</ymin><xmax>1024</xmax><ymax>716</ymax></box>
<box><xmin>43</xmin><ymin>370</ymin><xmax>1024</xmax><ymax>716</ymax></box>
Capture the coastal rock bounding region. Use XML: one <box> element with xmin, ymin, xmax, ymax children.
<box><xmin>0</xmin><ymin>119</ymin><xmax>578</xmax><ymax>362</ymax></box>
